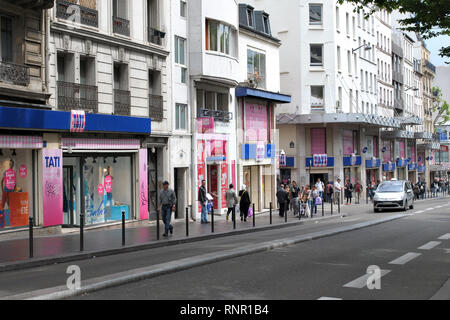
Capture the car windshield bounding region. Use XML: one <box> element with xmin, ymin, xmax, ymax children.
<box><xmin>377</xmin><ymin>182</ymin><xmax>404</xmax><ymax>193</ymax></box>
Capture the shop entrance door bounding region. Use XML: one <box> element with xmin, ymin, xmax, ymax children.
<box><xmin>63</xmin><ymin>166</ymin><xmax>74</xmax><ymax>226</ymax></box>
<box><xmin>207</xmin><ymin>165</ymin><xmax>219</xmax><ymax>210</ymax></box>
<box><xmin>174</xmin><ymin>168</ymin><xmax>187</xmax><ymax>219</ymax></box>
<box><xmin>310</xmin><ymin>173</ymin><xmax>328</xmax><ymax>188</ymax></box>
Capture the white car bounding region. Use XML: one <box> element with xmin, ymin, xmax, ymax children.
<box><xmin>373</xmin><ymin>180</ymin><xmax>414</xmax><ymax>213</ymax></box>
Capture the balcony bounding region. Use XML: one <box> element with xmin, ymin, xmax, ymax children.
<box><xmin>0</xmin><ymin>61</ymin><xmax>30</xmax><ymax>86</ymax></box>
<box><xmin>56</xmin><ymin>0</ymin><xmax>98</xmax><ymax>28</ymax></box>
<box><xmin>114</xmin><ymin>89</ymin><xmax>131</xmax><ymax>116</ymax></box>
<box><xmin>394</xmin><ymin>97</ymin><xmax>404</xmax><ymax>110</ymax></box>
<box><xmin>149</xmin><ymin>94</ymin><xmax>163</xmax><ymax>121</ymax></box>
<box><xmin>414</xmin><ymin>132</ymin><xmax>433</xmax><ymax>140</ymax></box>
<box><xmin>148</xmin><ymin>28</ymin><xmax>166</xmax><ymax>46</ymax></box>
<box><xmin>392</xmin><ymin>70</ymin><xmax>404</xmax><ymax>84</ymax></box>
<box><xmin>199</xmin><ymin>108</ymin><xmax>233</xmax><ymax>122</ymax></box>
<box><xmin>113</xmin><ymin>16</ymin><xmax>130</xmax><ymax>37</ymax></box>
<box><xmin>57</xmin><ymin>81</ymin><xmax>98</xmax><ymax>113</ymax></box>
<box><xmin>424</xmin><ymin>59</ymin><xmax>436</xmax><ymax>74</ymax></box>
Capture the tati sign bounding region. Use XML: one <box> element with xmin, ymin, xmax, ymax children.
<box><xmin>70</xmin><ymin>110</ymin><xmax>86</xmax><ymax>133</ymax></box>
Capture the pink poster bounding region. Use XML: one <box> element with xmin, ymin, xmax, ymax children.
<box><xmin>42</xmin><ymin>149</ymin><xmax>63</xmax><ymax>227</ymax></box>
<box><xmin>197</xmin><ymin>140</ymin><xmax>205</xmax><ymax>164</ymax></box>
<box><xmin>197</xmin><ymin>117</ymin><xmax>215</xmax><ymax>134</ymax></box>
<box><xmin>139</xmin><ymin>149</ymin><xmax>148</xmax><ymax>220</ymax></box>
<box><xmin>245</xmin><ymin>104</ymin><xmax>268</xmax><ymax>142</ymax></box>
<box><xmin>4</xmin><ymin>169</ymin><xmax>16</xmax><ymax>190</ymax></box>
<box><xmin>197</xmin><ymin>164</ymin><xmax>205</xmax><ymax>213</ymax></box>
<box><xmin>19</xmin><ymin>165</ymin><xmax>27</xmax><ymax>179</ymax></box>
<box><xmin>221</xmin><ymin>162</ymin><xmax>228</xmax><ymax>209</ymax></box>
<box><xmin>104</xmin><ymin>176</ymin><xmax>113</xmax><ymax>193</ymax></box>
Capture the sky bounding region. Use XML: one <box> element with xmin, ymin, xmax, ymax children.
<box><xmin>425</xmin><ymin>35</ymin><xmax>450</xmax><ymax>66</ymax></box>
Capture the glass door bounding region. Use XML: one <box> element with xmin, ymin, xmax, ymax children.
<box><xmin>63</xmin><ymin>166</ymin><xmax>74</xmax><ymax>227</ymax></box>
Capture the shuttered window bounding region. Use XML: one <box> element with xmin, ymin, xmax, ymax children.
<box><xmin>311</xmin><ymin>128</ymin><xmax>326</xmax><ymax>154</ymax></box>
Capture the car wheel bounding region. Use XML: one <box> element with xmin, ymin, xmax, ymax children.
<box><xmin>374</xmin><ymin>208</ymin><xmax>380</xmax><ymax>213</ymax></box>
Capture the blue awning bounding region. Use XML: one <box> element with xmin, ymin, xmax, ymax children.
<box><xmin>0</xmin><ymin>106</ymin><xmax>151</xmax><ymax>135</ymax></box>
<box><xmin>236</xmin><ymin>87</ymin><xmax>291</xmax><ymax>103</ymax></box>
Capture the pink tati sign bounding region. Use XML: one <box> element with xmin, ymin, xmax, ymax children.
<box><xmin>19</xmin><ymin>165</ymin><xmax>27</xmax><ymax>179</ymax></box>
<box><xmin>104</xmin><ymin>176</ymin><xmax>113</xmax><ymax>193</ymax></box>
<box><xmin>98</xmin><ymin>184</ymin><xmax>104</xmax><ymax>196</ymax></box>
<box><xmin>4</xmin><ymin>169</ymin><xmax>16</xmax><ymax>190</ymax></box>
<box><xmin>42</xmin><ymin>149</ymin><xmax>63</xmax><ymax>227</ymax></box>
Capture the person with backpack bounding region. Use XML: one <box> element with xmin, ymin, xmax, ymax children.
<box><xmin>239</xmin><ymin>184</ymin><xmax>251</xmax><ymax>222</ymax></box>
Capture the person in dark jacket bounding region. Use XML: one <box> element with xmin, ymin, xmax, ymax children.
<box><xmin>198</xmin><ymin>180</ymin><xmax>209</xmax><ymax>224</ymax></box>
<box><xmin>344</xmin><ymin>179</ymin><xmax>353</xmax><ymax>205</ymax></box>
<box><xmin>276</xmin><ymin>184</ymin><xmax>288</xmax><ymax>217</ymax></box>
<box><xmin>238</xmin><ymin>184</ymin><xmax>251</xmax><ymax>222</ymax></box>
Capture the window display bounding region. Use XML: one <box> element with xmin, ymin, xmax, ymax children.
<box><xmin>0</xmin><ymin>149</ymin><xmax>33</xmax><ymax>229</ymax></box>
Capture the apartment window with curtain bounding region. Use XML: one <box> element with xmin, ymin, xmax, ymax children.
<box><xmin>310</xmin><ymin>44</ymin><xmax>323</xmax><ymax>66</ymax></box>
<box><xmin>205</xmin><ymin>19</ymin><xmax>234</xmax><ymax>56</ymax></box>
<box><xmin>247</xmin><ymin>49</ymin><xmax>266</xmax><ymax>89</ymax></box>
<box><xmin>311</xmin><ymin>86</ymin><xmax>324</xmax><ymax>109</ymax></box>
<box><xmin>311</xmin><ymin>128</ymin><xmax>326</xmax><ymax>155</ymax></box>
<box><xmin>309</xmin><ymin>4</ymin><xmax>323</xmax><ymax>25</ymax></box>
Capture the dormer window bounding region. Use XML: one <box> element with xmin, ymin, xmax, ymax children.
<box><xmin>263</xmin><ymin>15</ymin><xmax>270</xmax><ymax>34</ymax></box>
<box><xmin>247</xmin><ymin>9</ymin><xmax>254</xmax><ymax>27</ymax></box>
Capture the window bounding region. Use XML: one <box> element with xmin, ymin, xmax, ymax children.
<box><xmin>205</xmin><ymin>19</ymin><xmax>234</xmax><ymax>56</ymax></box>
<box><xmin>175</xmin><ymin>36</ymin><xmax>187</xmax><ymax>84</ymax></box>
<box><xmin>346</xmin><ymin>12</ymin><xmax>349</xmax><ymax>35</ymax></box>
<box><xmin>247</xmin><ymin>9</ymin><xmax>253</xmax><ymax>27</ymax></box>
<box><xmin>336</xmin><ymin>7</ymin><xmax>340</xmax><ymax>30</ymax></box>
<box><xmin>0</xmin><ymin>15</ymin><xmax>13</xmax><ymax>62</ymax></box>
<box><xmin>352</xmin><ymin>16</ymin><xmax>356</xmax><ymax>38</ymax></box>
<box><xmin>311</xmin><ymin>86</ymin><xmax>324</xmax><ymax>108</ymax></box>
<box><xmin>180</xmin><ymin>0</ymin><xmax>186</xmax><ymax>18</ymax></box>
<box><xmin>175</xmin><ymin>103</ymin><xmax>187</xmax><ymax>130</ymax></box>
<box><xmin>337</xmin><ymin>46</ymin><xmax>341</xmax><ymax>70</ymax></box>
<box><xmin>247</xmin><ymin>49</ymin><xmax>266</xmax><ymax>88</ymax></box>
<box><xmin>263</xmin><ymin>15</ymin><xmax>270</xmax><ymax>34</ymax></box>
<box><xmin>309</xmin><ymin>4</ymin><xmax>322</xmax><ymax>25</ymax></box>
<box><xmin>347</xmin><ymin>50</ymin><xmax>351</xmax><ymax>74</ymax></box>
<box><xmin>310</xmin><ymin>44</ymin><xmax>323</xmax><ymax>66</ymax></box>
<box><xmin>113</xmin><ymin>0</ymin><xmax>128</xmax><ymax>19</ymax></box>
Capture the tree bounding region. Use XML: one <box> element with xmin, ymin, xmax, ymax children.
<box><xmin>433</xmin><ymin>86</ymin><xmax>450</xmax><ymax>126</ymax></box>
<box><xmin>338</xmin><ymin>0</ymin><xmax>450</xmax><ymax>63</ymax></box>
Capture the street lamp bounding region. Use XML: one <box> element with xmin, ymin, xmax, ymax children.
<box><xmin>405</xmin><ymin>86</ymin><xmax>419</xmax><ymax>92</ymax></box>
<box><xmin>352</xmin><ymin>44</ymin><xmax>372</xmax><ymax>54</ymax></box>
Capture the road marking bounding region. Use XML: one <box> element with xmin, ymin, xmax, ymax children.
<box><xmin>418</xmin><ymin>241</ymin><xmax>441</xmax><ymax>250</ymax></box>
<box><xmin>435</xmin><ymin>206</ymin><xmax>443</xmax><ymax>209</ymax></box>
<box><xmin>318</xmin><ymin>297</ymin><xmax>343</xmax><ymax>300</ymax></box>
<box><xmin>415</xmin><ymin>211</ymin><xmax>424</xmax><ymax>214</ymax></box>
<box><xmin>389</xmin><ymin>252</ymin><xmax>422</xmax><ymax>265</ymax></box>
<box><xmin>343</xmin><ymin>270</ymin><xmax>391</xmax><ymax>289</ymax></box>
<box><xmin>438</xmin><ymin>233</ymin><xmax>450</xmax><ymax>240</ymax></box>
<box><xmin>425</xmin><ymin>208</ymin><xmax>434</xmax><ymax>212</ymax></box>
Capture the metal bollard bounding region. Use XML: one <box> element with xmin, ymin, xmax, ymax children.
<box><xmin>252</xmin><ymin>203</ymin><xmax>255</xmax><ymax>227</ymax></box>
<box><xmin>122</xmin><ymin>211</ymin><xmax>126</xmax><ymax>246</ymax></box>
<box><xmin>156</xmin><ymin>209</ymin><xmax>160</xmax><ymax>240</ymax></box>
<box><xmin>29</xmin><ymin>217</ymin><xmax>33</xmax><ymax>259</ymax></box>
<box><xmin>233</xmin><ymin>206</ymin><xmax>236</xmax><ymax>230</ymax></box>
<box><xmin>211</xmin><ymin>207</ymin><xmax>214</xmax><ymax>233</ymax></box>
<box><xmin>366</xmin><ymin>189</ymin><xmax>368</xmax><ymax>205</ymax></box>
<box><xmin>331</xmin><ymin>197</ymin><xmax>333</xmax><ymax>215</ymax></box>
<box><xmin>80</xmin><ymin>214</ymin><xmax>84</xmax><ymax>252</ymax></box>
<box><xmin>285</xmin><ymin>200</ymin><xmax>288</xmax><ymax>223</ymax></box>
<box><xmin>322</xmin><ymin>197</ymin><xmax>324</xmax><ymax>217</ymax></box>
<box><xmin>338</xmin><ymin>194</ymin><xmax>341</xmax><ymax>214</ymax></box>
<box><xmin>186</xmin><ymin>207</ymin><xmax>189</xmax><ymax>237</ymax></box>
<box><xmin>269</xmin><ymin>202</ymin><xmax>272</xmax><ymax>225</ymax></box>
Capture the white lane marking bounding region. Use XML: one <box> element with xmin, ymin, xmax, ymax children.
<box><xmin>318</xmin><ymin>297</ymin><xmax>343</xmax><ymax>300</ymax></box>
<box><xmin>415</xmin><ymin>211</ymin><xmax>424</xmax><ymax>214</ymax></box>
<box><xmin>435</xmin><ymin>206</ymin><xmax>443</xmax><ymax>209</ymax></box>
<box><xmin>389</xmin><ymin>252</ymin><xmax>422</xmax><ymax>265</ymax></box>
<box><xmin>425</xmin><ymin>208</ymin><xmax>434</xmax><ymax>211</ymax></box>
<box><xmin>343</xmin><ymin>270</ymin><xmax>391</xmax><ymax>289</ymax></box>
<box><xmin>418</xmin><ymin>241</ymin><xmax>441</xmax><ymax>250</ymax></box>
<box><xmin>439</xmin><ymin>233</ymin><xmax>450</xmax><ymax>240</ymax></box>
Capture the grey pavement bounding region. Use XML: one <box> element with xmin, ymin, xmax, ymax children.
<box><xmin>71</xmin><ymin>199</ymin><xmax>450</xmax><ymax>300</ymax></box>
<box><xmin>0</xmin><ymin>197</ymin><xmax>448</xmax><ymax>299</ymax></box>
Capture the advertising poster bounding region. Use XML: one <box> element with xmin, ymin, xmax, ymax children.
<box><xmin>221</xmin><ymin>162</ymin><xmax>228</xmax><ymax>209</ymax></box>
<box><xmin>197</xmin><ymin>164</ymin><xmax>205</xmax><ymax>213</ymax></box>
<box><xmin>245</xmin><ymin>104</ymin><xmax>268</xmax><ymax>142</ymax></box>
<box><xmin>139</xmin><ymin>149</ymin><xmax>149</xmax><ymax>220</ymax></box>
<box><xmin>42</xmin><ymin>149</ymin><xmax>63</xmax><ymax>227</ymax></box>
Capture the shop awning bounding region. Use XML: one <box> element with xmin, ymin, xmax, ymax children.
<box><xmin>236</xmin><ymin>87</ymin><xmax>291</xmax><ymax>104</ymax></box>
<box><xmin>0</xmin><ymin>106</ymin><xmax>151</xmax><ymax>135</ymax></box>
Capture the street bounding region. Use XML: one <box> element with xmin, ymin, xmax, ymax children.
<box><xmin>0</xmin><ymin>197</ymin><xmax>448</xmax><ymax>300</ymax></box>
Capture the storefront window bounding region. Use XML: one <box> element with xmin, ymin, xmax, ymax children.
<box><xmin>0</xmin><ymin>149</ymin><xmax>33</xmax><ymax>229</ymax></box>
<box><xmin>83</xmin><ymin>156</ymin><xmax>132</xmax><ymax>225</ymax></box>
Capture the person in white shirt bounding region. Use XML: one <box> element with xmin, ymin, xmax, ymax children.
<box><xmin>334</xmin><ymin>178</ymin><xmax>342</xmax><ymax>204</ymax></box>
<box><xmin>315</xmin><ymin>178</ymin><xmax>324</xmax><ymax>199</ymax></box>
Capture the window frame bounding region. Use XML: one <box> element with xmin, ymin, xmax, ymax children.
<box><xmin>311</xmin><ymin>85</ymin><xmax>325</xmax><ymax>109</ymax></box>
<box><xmin>309</xmin><ymin>4</ymin><xmax>323</xmax><ymax>25</ymax></box>
<box><xmin>175</xmin><ymin>103</ymin><xmax>187</xmax><ymax>130</ymax></box>
<box><xmin>310</xmin><ymin>43</ymin><xmax>324</xmax><ymax>67</ymax></box>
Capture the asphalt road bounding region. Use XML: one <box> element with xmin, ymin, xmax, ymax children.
<box><xmin>73</xmin><ymin>199</ymin><xmax>450</xmax><ymax>300</ymax></box>
<box><xmin>0</xmin><ymin>198</ymin><xmax>448</xmax><ymax>300</ymax></box>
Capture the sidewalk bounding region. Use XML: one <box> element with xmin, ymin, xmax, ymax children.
<box><xmin>0</xmin><ymin>197</ymin><xmax>443</xmax><ymax>267</ymax></box>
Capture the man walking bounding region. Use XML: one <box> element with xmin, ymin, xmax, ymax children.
<box><xmin>290</xmin><ymin>181</ymin><xmax>300</xmax><ymax>216</ymax></box>
<box><xmin>276</xmin><ymin>184</ymin><xmax>288</xmax><ymax>217</ymax></box>
<box><xmin>334</xmin><ymin>178</ymin><xmax>342</xmax><ymax>205</ymax></box>
<box><xmin>158</xmin><ymin>181</ymin><xmax>177</xmax><ymax>237</ymax></box>
<box><xmin>198</xmin><ymin>180</ymin><xmax>209</xmax><ymax>224</ymax></box>
<box><xmin>226</xmin><ymin>184</ymin><xmax>238</xmax><ymax>221</ymax></box>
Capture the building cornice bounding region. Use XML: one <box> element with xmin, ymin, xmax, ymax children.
<box><xmin>239</xmin><ymin>25</ymin><xmax>281</xmax><ymax>46</ymax></box>
<box><xmin>51</xmin><ymin>22</ymin><xmax>170</xmax><ymax>58</ymax></box>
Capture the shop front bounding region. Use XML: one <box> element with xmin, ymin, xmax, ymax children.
<box><xmin>366</xmin><ymin>158</ymin><xmax>381</xmax><ymax>186</ymax></box>
<box><xmin>0</xmin><ymin>135</ymin><xmax>41</xmax><ymax>230</ymax></box>
<box><xmin>382</xmin><ymin>162</ymin><xmax>396</xmax><ymax>181</ymax></box>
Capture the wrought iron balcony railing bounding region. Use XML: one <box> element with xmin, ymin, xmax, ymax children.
<box><xmin>394</xmin><ymin>97</ymin><xmax>404</xmax><ymax>110</ymax></box>
<box><xmin>148</xmin><ymin>28</ymin><xmax>166</xmax><ymax>46</ymax></box>
<box><xmin>0</xmin><ymin>61</ymin><xmax>30</xmax><ymax>86</ymax></box>
<box><xmin>114</xmin><ymin>89</ymin><xmax>131</xmax><ymax>116</ymax></box>
<box><xmin>57</xmin><ymin>81</ymin><xmax>98</xmax><ymax>113</ymax></box>
<box><xmin>113</xmin><ymin>16</ymin><xmax>130</xmax><ymax>36</ymax></box>
<box><xmin>149</xmin><ymin>94</ymin><xmax>163</xmax><ymax>121</ymax></box>
<box><xmin>199</xmin><ymin>108</ymin><xmax>233</xmax><ymax>122</ymax></box>
<box><xmin>56</xmin><ymin>0</ymin><xmax>98</xmax><ymax>28</ymax></box>
<box><xmin>424</xmin><ymin>59</ymin><xmax>436</xmax><ymax>74</ymax></box>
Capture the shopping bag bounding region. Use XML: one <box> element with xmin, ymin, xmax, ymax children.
<box><xmin>248</xmin><ymin>206</ymin><xmax>253</xmax><ymax>218</ymax></box>
<box><xmin>235</xmin><ymin>204</ymin><xmax>240</xmax><ymax>214</ymax></box>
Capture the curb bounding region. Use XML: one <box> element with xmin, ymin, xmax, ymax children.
<box><xmin>4</xmin><ymin>213</ymin><xmax>410</xmax><ymax>300</ymax></box>
<box><xmin>0</xmin><ymin>212</ymin><xmax>345</xmax><ymax>273</ymax></box>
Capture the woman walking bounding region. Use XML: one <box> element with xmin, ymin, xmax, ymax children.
<box><xmin>239</xmin><ymin>184</ymin><xmax>251</xmax><ymax>222</ymax></box>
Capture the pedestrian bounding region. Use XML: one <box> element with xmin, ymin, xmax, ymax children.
<box><xmin>239</xmin><ymin>184</ymin><xmax>251</xmax><ymax>222</ymax></box>
<box><xmin>326</xmin><ymin>181</ymin><xmax>333</xmax><ymax>203</ymax></box>
<box><xmin>226</xmin><ymin>184</ymin><xmax>238</xmax><ymax>221</ymax></box>
<box><xmin>198</xmin><ymin>180</ymin><xmax>209</xmax><ymax>224</ymax></box>
<box><xmin>311</xmin><ymin>186</ymin><xmax>319</xmax><ymax>215</ymax></box>
<box><xmin>290</xmin><ymin>181</ymin><xmax>300</xmax><ymax>216</ymax></box>
<box><xmin>315</xmin><ymin>178</ymin><xmax>324</xmax><ymax>200</ymax></box>
<box><xmin>334</xmin><ymin>178</ymin><xmax>342</xmax><ymax>205</ymax></box>
<box><xmin>276</xmin><ymin>184</ymin><xmax>287</xmax><ymax>217</ymax></box>
<box><xmin>158</xmin><ymin>181</ymin><xmax>177</xmax><ymax>237</ymax></box>
<box><xmin>355</xmin><ymin>181</ymin><xmax>362</xmax><ymax>204</ymax></box>
<box><xmin>344</xmin><ymin>179</ymin><xmax>353</xmax><ymax>205</ymax></box>
<box><xmin>301</xmin><ymin>185</ymin><xmax>312</xmax><ymax>217</ymax></box>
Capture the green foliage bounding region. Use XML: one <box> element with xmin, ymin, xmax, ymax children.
<box><xmin>338</xmin><ymin>0</ymin><xmax>450</xmax><ymax>63</ymax></box>
<box><xmin>432</xmin><ymin>86</ymin><xmax>450</xmax><ymax>126</ymax></box>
